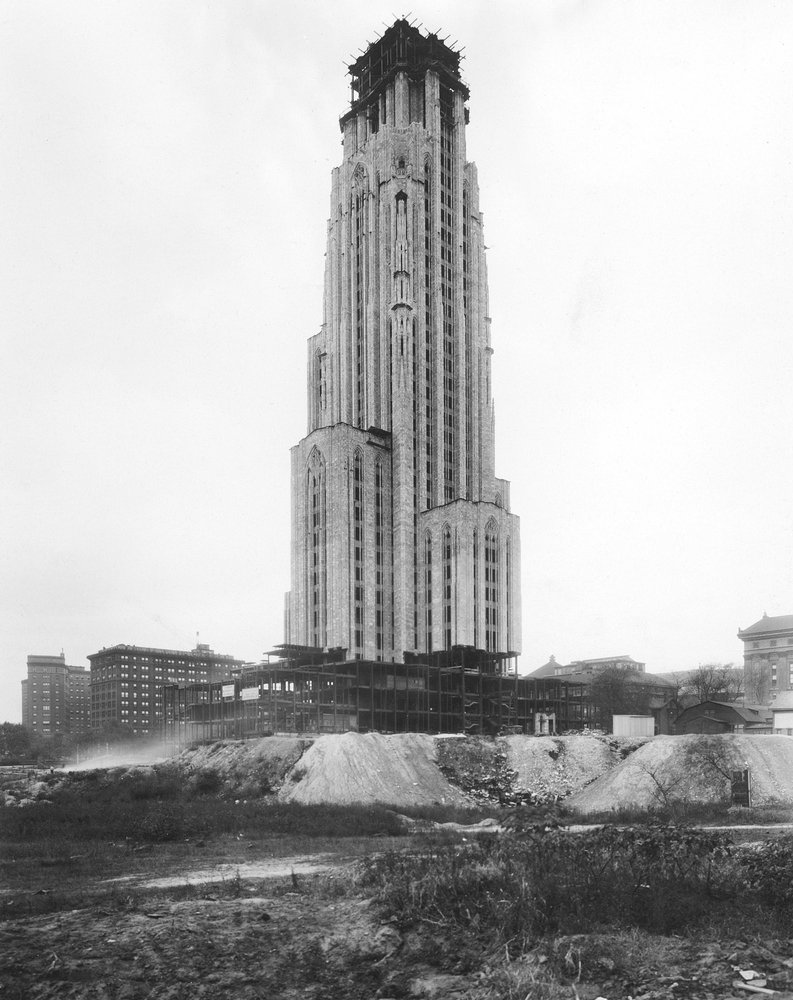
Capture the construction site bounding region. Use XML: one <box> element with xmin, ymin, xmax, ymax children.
<box><xmin>160</xmin><ymin>644</ymin><xmax>597</xmax><ymax>748</ymax></box>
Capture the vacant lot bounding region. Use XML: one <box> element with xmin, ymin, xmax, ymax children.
<box><xmin>4</xmin><ymin>755</ymin><xmax>793</xmax><ymax>999</ymax></box>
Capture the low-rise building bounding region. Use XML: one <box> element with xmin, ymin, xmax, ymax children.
<box><xmin>531</xmin><ymin>654</ymin><xmax>646</xmax><ymax>679</ymax></box>
<box><xmin>674</xmin><ymin>700</ymin><xmax>772</xmax><ymax>735</ymax></box>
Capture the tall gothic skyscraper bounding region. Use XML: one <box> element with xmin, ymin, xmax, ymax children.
<box><xmin>286</xmin><ymin>20</ymin><xmax>521</xmax><ymax>665</ymax></box>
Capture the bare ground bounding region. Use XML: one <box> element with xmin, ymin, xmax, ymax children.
<box><xmin>5</xmin><ymin>842</ymin><xmax>793</xmax><ymax>999</ymax></box>
<box><xmin>8</xmin><ymin>735</ymin><xmax>793</xmax><ymax>997</ymax></box>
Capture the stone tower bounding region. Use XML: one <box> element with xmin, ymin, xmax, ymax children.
<box><xmin>286</xmin><ymin>20</ymin><xmax>521</xmax><ymax>665</ymax></box>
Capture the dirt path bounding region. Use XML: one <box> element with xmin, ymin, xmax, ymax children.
<box><xmin>106</xmin><ymin>854</ymin><xmax>352</xmax><ymax>890</ymax></box>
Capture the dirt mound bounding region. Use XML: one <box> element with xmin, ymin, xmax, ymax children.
<box><xmin>3</xmin><ymin>734</ymin><xmax>645</xmax><ymax>809</ymax></box>
<box><xmin>176</xmin><ymin>737</ymin><xmax>310</xmax><ymax>797</ymax></box>
<box><xmin>502</xmin><ymin>733</ymin><xmax>643</xmax><ymax>801</ymax></box>
<box><xmin>568</xmin><ymin>735</ymin><xmax>793</xmax><ymax>814</ymax></box>
<box><xmin>278</xmin><ymin>732</ymin><xmax>473</xmax><ymax>807</ymax></box>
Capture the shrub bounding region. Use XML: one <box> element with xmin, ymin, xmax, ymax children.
<box><xmin>739</xmin><ymin>835</ymin><xmax>793</xmax><ymax>910</ymax></box>
<box><xmin>186</xmin><ymin>769</ymin><xmax>223</xmax><ymax>797</ymax></box>
<box><xmin>131</xmin><ymin>803</ymin><xmax>185</xmax><ymax>842</ymax></box>
<box><xmin>358</xmin><ymin>824</ymin><xmax>733</xmax><ymax>944</ymax></box>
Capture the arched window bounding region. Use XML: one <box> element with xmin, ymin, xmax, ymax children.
<box><xmin>351</xmin><ymin>166</ymin><xmax>368</xmax><ymax>429</ymax></box>
<box><xmin>314</xmin><ymin>350</ymin><xmax>327</xmax><ymax>421</ymax></box>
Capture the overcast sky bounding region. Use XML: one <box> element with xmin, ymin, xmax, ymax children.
<box><xmin>3</xmin><ymin>0</ymin><xmax>793</xmax><ymax>723</ymax></box>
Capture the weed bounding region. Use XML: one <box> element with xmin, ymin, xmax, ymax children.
<box><xmin>186</xmin><ymin>769</ymin><xmax>222</xmax><ymax>797</ymax></box>
<box><xmin>358</xmin><ymin>824</ymin><xmax>734</xmax><ymax>945</ymax></box>
<box><xmin>739</xmin><ymin>835</ymin><xmax>793</xmax><ymax>910</ymax></box>
<box><xmin>132</xmin><ymin>803</ymin><xmax>185</xmax><ymax>842</ymax></box>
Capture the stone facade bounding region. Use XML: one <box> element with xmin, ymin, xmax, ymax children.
<box><xmin>739</xmin><ymin>613</ymin><xmax>793</xmax><ymax>704</ymax></box>
<box><xmin>286</xmin><ymin>21</ymin><xmax>521</xmax><ymax>664</ymax></box>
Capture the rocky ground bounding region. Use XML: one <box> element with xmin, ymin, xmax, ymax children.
<box><xmin>4</xmin><ymin>846</ymin><xmax>793</xmax><ymax>999</ymax></box>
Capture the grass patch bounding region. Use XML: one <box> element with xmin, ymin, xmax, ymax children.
<box><xmin>575</xmin><ymin>801</ymin><xmax>793</xmax><ymax>827</ymax></box>
<box><xmin>358</xmin><ymin>824</ymin><xmax>735</xmax><ymax>944</ymax></box>
<box><xmin>0</xmin><ymin>797</ymin><xmax>412</xmax><ymax>847</ymax></box>
<box><xmin>1</xmin><ymin>764</ymin><xmax>500</xmax><ymax>851</ymax></box>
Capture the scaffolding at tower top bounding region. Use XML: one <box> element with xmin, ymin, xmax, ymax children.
<box><xmin>345</xmin><ymin>19</ymin><xmax>468</xmax><ymax>118</ymax></box>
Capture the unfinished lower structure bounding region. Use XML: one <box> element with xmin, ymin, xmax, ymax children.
<box><xmin>161</xmin><ymin>645</ymin><xmax>596</xmax><ymax>748</ymax></box>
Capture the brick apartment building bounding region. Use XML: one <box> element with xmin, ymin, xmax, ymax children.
<box><xmin>88</xmin><ymin>643</ymin><xmax>242</xmax><ymax>735</ymax></box>
<box><xmin>21</xmin><ymin>653</ymin><xmax>90</xmax><ymax>737</ymax></box>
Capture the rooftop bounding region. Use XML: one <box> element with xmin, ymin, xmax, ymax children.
<box><xmin>88</xmin><ymin>643</ymin><xmax>240</xmax><ymax>662</ymax></box>
<box><xmin>738</xmin><ymin>613</ymin><xmax>793</xmax><ymax>638</ymax></box>
<box><xmin>344</xmin><ymin>18</ymin><xmax>468</xmax><ymax>121</ymax></box>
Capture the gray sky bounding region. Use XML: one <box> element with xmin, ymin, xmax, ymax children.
<box><xmin>3</xmin><ymin>0</ymin><xmax>793</xmax><ymax>723</ymax></box>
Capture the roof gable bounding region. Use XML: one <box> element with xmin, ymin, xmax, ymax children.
<box><xmin>739</xmin><ymin>614</ymin><xmax>793</xmax><ymax>637</ymax></box>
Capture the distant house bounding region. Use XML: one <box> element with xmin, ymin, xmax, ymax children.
<box><xmin>529</xmin><ymin>654</ymin><xmax>674</xmax><ymax>734</ymax></box>
<box><xmin>531</xmin><ymin>654</ymin><xmax>646</xmax><ymax>679</ymax></box>
<box><xmin>674</xmin><ymin>700</ymin><xmax>772</xmax><ymax>735</ymax></box>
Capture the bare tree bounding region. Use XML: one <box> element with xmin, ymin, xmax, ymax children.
<box><xmin>744</xmin><ymin>661</ymin><xmax>771</xmax><ymax>705</ymax></box>
<box><xmin>635</xmin><ymin>758</ymin><xmax>689</xmax><ymax>811</ymax></box>
<box><xmin>682</xmin><ymin>664</ymin><xmax>743</xmax><ymax>704</ymax></box>
<box><xmin>588</xmin><ymin>665</ymin><xmax>653</xmax><ymax>729</ymax></box>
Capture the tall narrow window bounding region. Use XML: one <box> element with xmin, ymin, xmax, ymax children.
<box><xmin>424</xmin><ymin>531</ymin><xmax>433</xmax><ymax>652</ymax></box>
<box><xmin>375</xmin><ymin>460</ymin><xmax>384</xmax><ymax>659</ymax></box>
<box><xmin>442</xmin><ymin>526</ymin><xmax>452</xmax><ymax>649</ymax></box>
<box><xmin>307</xmin><ymin>449</ymin><xmax>327</xmax><ymax>648</ymax></box>
<box><xmin>424</xmin><ymin>159</ymin><xmax>434</xmax><ymax>508</ymax></box>
<box><xmin>353</xmin><ymin>449</ymin><xmax>364</xmax><ymax>656</ymax></box>
<box><xmin>463</xmin><ymin>185</ymin><xmax>472</xmax><ymax>498</ymax></box>
<box><xmin>440</xmin><ymin>87</ymin><xmax>456</xmax><ymax>501</ymax></box>
<box><xmin>473</xmin><ymin>528</ymin><xmax>479</xmax><ymax>649</ymax></box>
<box><xmin>484</xmin><ymin>520</ymin><xmax>498</xmax><ymax>653</ymax></box>
<box><xmin>505</xmin><ymin>538</ymin><xmax>512</xmax><ymax>654</ymax></box>
<box><xmin>315</xmin><ymin>350</ymin><xmax>327</xmax><ymax>422</ymax></box>
<box><xmin>352</xmin><ymin>168</ymin><xmax>368</xmax><ymax>429</ymax></box>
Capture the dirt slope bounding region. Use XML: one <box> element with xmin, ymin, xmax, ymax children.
<box><xmin>568</xmin><ymin>734</ymin><xmax>793</xmax><ymax>814</ymax></box>
<box><xmin>278</xmin><ymin>732</ymin><xmax>472</xmax><ymax>806</ymax></box>
<box><xmin>502</xmin><ymin>733</ymin><xmax>642</xmax><ymax>802</ymax></box>
<box><xmin>60</xmin><ymin>733</ymin><xmax>646</xmax><ymax>808</ymax></box>
<box><xmin>176</xmin><ymin>736</ymin><xmax>308</xmax><ymax>796</ymax></box>
<box><xmin>2</xmin><ymin>733</ymin><xmax>654</xmax><ymax>809</ymax></box>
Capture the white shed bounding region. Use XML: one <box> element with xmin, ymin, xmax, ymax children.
<box><xmin>612</xmin><ymin>715</ymin><xmax>655</xmax><ymax>738</ymax></box>
<box><xmin>772</xmin><ymin>690</ymin><xmax>793</xmax><ymax>734</ymax></box>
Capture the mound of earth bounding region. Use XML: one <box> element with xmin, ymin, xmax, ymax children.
<box><xmin>4</xmin><ymin>733</ymin><xmax>649</xmax><ymax>809</ymax></box>
<box><xmin>568</xmin><ymin>734</ymin><xmax>793</xmax><ymax>814</ymax></box>
<box><xmin>502</xmin><ymin>733</ymin><xmax>646</xmax><ymax>802</ymax></box>
<box><xmin>278</xmin><ymin>732</ymin><xmax>472</xmax><ymax>807</ymax></box>
<box><xmin>176</xmin><ymin>737</ymin><xmax>309</xmax><ymax>797</ymax></box>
